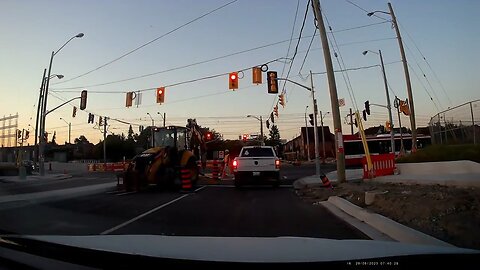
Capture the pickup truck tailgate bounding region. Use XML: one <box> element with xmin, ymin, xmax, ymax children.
<box><xmin>236</xmin><ymin>157</ymin><xmax>276</xmax><ymax>171</ymax></box>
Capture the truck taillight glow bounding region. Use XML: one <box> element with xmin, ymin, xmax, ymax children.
<box><xmin>275</xmin><ymin>159</ymin><xmax>280</xmax><ymax>169</ymax></box>
<box><xmin>233</xmin><ymin>160</ymin><xmax>238</xmax><ymax>168</ymax></box>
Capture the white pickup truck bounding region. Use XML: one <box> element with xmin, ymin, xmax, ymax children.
<box><xmin>232</xmin><ymin>146</ymin><xmax>281</xmax><ymax>188</ymax></box>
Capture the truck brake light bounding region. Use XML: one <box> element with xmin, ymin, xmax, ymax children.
<box><xmin>275</xmin><ymin>159</ymin><xmax>280</xmax><ymax>169</ymax></box>
<box><xmin>233</xmin><ymin>160</ymin><xmax>238</xmax><ymax>169</ymax></box>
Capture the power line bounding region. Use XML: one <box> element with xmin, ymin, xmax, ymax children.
<box><xmin>397</xmin><ymin>20</ymin><xmax>453</xmax><ymax>107</ymax></box>
<box><xmin>344</xmin><ymin>0</ymin><xmax>390</xmax><ymax>21</ymax></box>
<box><xmin>329</xmin><ymin>21</ymin><xmax>389</xmax><ymax>33</ymax></box>
<box><xmin>298</xmin><ymin>27</ymin><xmax>317</xmax><ymax>75</ymax></box>
<box><xmin>53</xmin><ymin>0</ymin><xmax>238</xmax><ymax>85</ymax></box>
<box><xmin>280</xmin><ymin>0</ymin><xmax>301</xmax><ymax>84</ymax></box>
<box><xmin>407</xmin><ymin>62</ymin><xmax>441</xmax><ymax>112</ymax></box>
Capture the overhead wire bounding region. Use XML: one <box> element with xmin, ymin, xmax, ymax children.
<box><xmin>344</xmin><ymin>0</ymin><xmax>390</xmax><ymax>22</ymax></box>
<box><xmin>53</xmin><ymin>0</ymin><xmax>238</xmax><ymax>85</ymax></box>
<box><xmin>397</xmin><ymin>20</ymin><xmax>453</xmax><ymax>107</ymax></box>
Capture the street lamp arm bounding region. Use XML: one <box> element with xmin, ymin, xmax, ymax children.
<box><xmin>367</xmin><ymin>10</ymin><xmax>390</xmax><ymax>16</ymax></box>
<box><xmin>247</xmin><ymin>115</ymin><xmax>261</xmax><ymax>121</ymax></box>
<box><xmin>276</xmin><ymin>78</ymin><xmax>312</xmax><ymax>91</ymax></box>
<box><xmin>370</xmin><ymin>103</ymin><xmax>388</xmax><ymax>109</ymax></box>
<box><xmin>54</xmin><ymin>33</ymin><xmax>84</xmax><ymax>56</ymax></box>
<box><xmin>45</xmin><ymin>97</ymin><xmax>80</xmax><ymax>116</ymax></box>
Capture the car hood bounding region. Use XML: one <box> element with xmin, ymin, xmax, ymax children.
<box><xmin>1</xmin><ymin>235</ymin><xmax>478</xmax><ymax>263</ymax></box>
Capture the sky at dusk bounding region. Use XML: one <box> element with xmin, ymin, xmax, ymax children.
<box><xmin>1</xmin><ymin>0</ymin><xmax>479</xmax><ymax>145</ymax></box>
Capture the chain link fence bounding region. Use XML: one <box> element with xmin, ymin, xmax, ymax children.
<box><xmin>429</xmin><ymin>99</ymin><xmax>479</xmax><ymax>145</ymax></box>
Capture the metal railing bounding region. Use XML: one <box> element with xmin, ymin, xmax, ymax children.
<box><xmin>429</xmin><ymin>99</ymin><xmax>479</xmax><ymax>145</ymax></box>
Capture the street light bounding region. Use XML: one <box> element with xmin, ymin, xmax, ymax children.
<box><xmin>363</xmin><ymin>49</ymin><xmax>395</xmax><ymax>154</ymax></box>
<box><xmin>367</xmin><ymin>3</ymin><xmax>417</xmax><ymax>151</ymax></box>
<box><xmin>35</xmin><ymin>73</ymin><xmax>64</xmax><ymax>164</ymax></box>
<box><xmin>246</xmin><ymin>115</ymin><xmax>264</xmax><ymax>145</ymax></box>
<box><xmin>39</xmin><ymin>32</ymin><xmax>83</xmax><ymax>176</ymax></box>
<box><xmin>157</xmin><ymin>112</ymin><xmax>166</xmax><ymax>127</ymax></box>
<box><xmin>304</xmin><ymin>106</ymin><xmax>310</xmax><ymax>161</ymax></box>
<box><xmin>59</xmin><ymin>118</ymin><xmax>71</xmax><ymax>144</ymax></box>
<box><xmin>147</xmin><ymin>113</ymin><xmax>155</xmax><ymax>147</ymax></box>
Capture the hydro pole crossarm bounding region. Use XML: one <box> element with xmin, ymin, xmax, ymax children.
<box><xmin>45</xmin><ymin>97</ymin><xmax>80</xmax><ymax>116</ymax></box>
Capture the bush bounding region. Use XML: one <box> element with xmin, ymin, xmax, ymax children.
<box><xmin>396</xmin><ymin>144</ymin><xmax>480</xmax><ymax>163</ymax></box>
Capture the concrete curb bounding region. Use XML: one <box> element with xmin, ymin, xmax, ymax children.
<box><xmin>327</xmin><ymin>196</ymin><xmax>453</xmax><ymax>247</ymax></box>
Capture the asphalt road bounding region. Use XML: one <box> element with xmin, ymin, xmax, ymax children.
<box><xmin>0</xmin><ymin>163</ymin><xmax>367</xmax><ymax>240</ymax></box>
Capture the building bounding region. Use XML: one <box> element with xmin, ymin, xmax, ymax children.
<box><xmin>282</xmin><ymin>127</ymin><xmax>335</xmax><ymax>161</ymax></box>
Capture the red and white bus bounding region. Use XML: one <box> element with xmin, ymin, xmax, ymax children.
<box><xmin>343</xmin><ymin>133</ymin><xmax>431</xmax><ymax>167</ymax></box>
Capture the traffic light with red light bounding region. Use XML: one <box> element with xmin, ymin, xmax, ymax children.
<box><xmin>80</xmin><ymin>90</ymin><xmax>87</xmax><ymax>110</ymax></box>
<box><xmin>229</xmin><ymin>72</ymin><xmax>238</xmax><ymax>90</ymax></box>
<box><xmin>242</xmin><ymin>134</ymin><xmax>248</xmax><ymax>142</ymax></box>
<box><xmin>205</xmin><ymin>132</ymin><xmax>212</xmax><ymax>141</ymax></box>
<box><xmin>267</xmin><ymin>71</ymin><xmax>278</xmax><ymax>94</ymax></box>
<box><xmin>156</xmin><ymin>87</ymin><xmax>165</xmax><ymax>104</ymax></box>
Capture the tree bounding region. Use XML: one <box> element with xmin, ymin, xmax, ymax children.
<box><xmin>265</xmin><ymin>125</ymin><xmax>281</xmax><ymax>147</ymax></box>
<box><xmin>127</xmin><ymin>125</ymin><xmax>134</xmax><ymax>141</ymax></box>
<box><xmin>51</xmin><ymin>131</ymin><xmax>57</xmax><ymax>145</ymax></box>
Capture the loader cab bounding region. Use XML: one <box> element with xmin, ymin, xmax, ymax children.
<box><xmin>153</xmin><ymin>126</ymin><xmax>188</xmax><ymax>150</ymax></box>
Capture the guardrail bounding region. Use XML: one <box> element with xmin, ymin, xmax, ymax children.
<box><xmin>362</xmin><ymin>153</ymin><xmax>396</xmax><ymax>179</ymax></box>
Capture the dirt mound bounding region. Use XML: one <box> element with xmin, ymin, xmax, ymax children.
<box><xmin>296</xmin><ymin>181</ymin><xmax>480</xmax><ymax>249</ymax></box>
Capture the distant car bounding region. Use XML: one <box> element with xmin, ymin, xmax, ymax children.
<box><xmin>232</xmin><ymin>146</ymin><xmax>281</xmax><ymax>188</ymax></box>
<box><xmin>21</xmin><ymin>160</ymin><xmax>36</xmax><ymax>174</ymax></box>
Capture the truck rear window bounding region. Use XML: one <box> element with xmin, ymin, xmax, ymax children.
<box><xmin>240</xmin><ymin>148</ymin><xmax>274</xmax><ymax>157</ymax></box>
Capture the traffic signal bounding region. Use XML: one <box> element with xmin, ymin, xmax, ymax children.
<box><xmin>267</xmin><ymin>71</ymin><xmax>278</xmax><ymax>94</ymax></box>
<box><xmin>24</xmin><ymin>130</ymin><xmax>29</xmax><ymax>140</ymax></box>
<box><xmin>88</xmin><ymin>113</ymin><xmax>94</xmax><ymax>123</ymax></box>
<box><xmin>205</xmin><ymin>132</ymin><xmax>212</xmax><ymax>141</ymax></box>
<box><xmin>309</xmin><ymin>114</ymin><xmax>314</xmax><ymax>126</ymax></box>
<box><xmin>385</xmin><ymin>121</ymin><xmax>392</xmax><ymax>131</ymax></box>
<box><xmin>252</xmin><ymin>67</ymin><xmax>262</xmax><ymax>84</ymax></box>
<box><xmin>242</xmin><ymin>134</ymin><xmax>248</xmax><ymax>142</ymax></box>
<box><xmin>362</xmin><ymin>110</ymin><xmax>367</xmax><ymax>121</ymax></box>
<box><xmin>229</xmin><ymin>72</ymin><xmax>238</xmax><ymax>90</ymax></box>
<box><xmin>270</xmin><ymin>112</ymin><xmax>275</xmax><ymax>124</ymax></box>
<box><xmin>17</xmin><ymin>130</ymin><xmax>22</xmax><ymax>139</ymax></box>
<box><xmin>364</xmin><ymin>101</ymin><xmax>370</xmax><ymax>115</ymax></box>
<box><xmin>80</xmin><ymin>90</ymin><xmax>87</xmax><ymax>110</ymax></box>
<box><xmin>273</xmin><ymin>105</ymin><xmax>279</xmax><ymax>117</ymax></box>
<box><xmin>72</xmin><ymin>106</ymin><xmax>77</xmax><ymax>118</ymax></box>
<box><xmin>156</xmin><ymin>87</ymin><xmax>165</xmax><ymax>104</ymax></box>
<box><xmin>400</xmin><ymin>99</ymin><xmax>410</xmax><ymax>116</ymax></box>
<box><xmin>126</xmin><ymin>92</ymin><xmax>133</xmax><ymax>107</ymax></box>
<box><xmin>279</xmin><ymin>94</ymin><xmax>285</xmax><ymax>108</ymax></box>
<box><xmin>266</xmin><ymin>120</ymin><xmax>270</xmax><ymax>129</ymax></box>
<box><xmin>99</xmin><ymin>116</ymin><xmax>103</xmax><ymax>126</ymax></box>
<box><xmin>354</xmin><ymin>118</ymin><xmax>358</xmax><ymax>127</ymax></box>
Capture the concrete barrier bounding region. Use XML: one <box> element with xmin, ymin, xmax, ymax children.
<box><xmin>327</xmin><ymin>196</ymin><xmax>453</xmax><ymax>247</ymax></box>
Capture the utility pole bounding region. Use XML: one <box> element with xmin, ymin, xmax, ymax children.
<box><xmin>320</xmin><ymin>111</ymin><xmax>326</xmax><ymax>163</ymax></box>
<box><xmin>388</xmin><ymin>2</ymin><xmax>416</xmax><ymax>151</ymax></box>
<box><xmin>103</xmin><ymin>116</ymin><xmax>107</xmax><ymax>165</ymax></box>
<box><xmin>68</xmin><ymin>122</ymin><xmax>71</xmax><ymax>144</ymax></box>
<box><xmin>163</xmin><ymin>113</ymin><xmax>166</xmax><ymax>127</ymax></box>
<box><xmin>394</xmin><ymin>97</ymin><xmax>405</xmax><ymax>153</ymax></box>
<box><xmin>312</xmin><ymin>0</ymin><xmax>345</xmax><ymax>182</ymax></box>
<box><xmin>349</xmin><ymin>108</ymin><xmax>354</xmax><ymax>135</ymax></box>
<box><xmin>259</xmin><ymin>116</ymin><xmax>264</xmax><ymax>145</ymax></box>
<box><xmin>310</xmin><ymin>71</ymin><xmax>321</xmax><ymax>176</ymax></box>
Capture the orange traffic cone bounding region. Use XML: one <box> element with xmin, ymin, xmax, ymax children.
<box><xmin>320</xmin><ymin>174</ymin><xmax>333</xmax><ymax>189</ymax></box>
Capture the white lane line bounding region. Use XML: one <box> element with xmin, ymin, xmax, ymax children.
<box><xmin>100</xmin><ymin>185</ymin><xmax>207</xmax><ymax>235</ymax></box>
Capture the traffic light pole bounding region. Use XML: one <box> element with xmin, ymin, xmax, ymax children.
<box><xmin>312</xmin><ymin>0</ymin><xmax>345</xmax><ymax>182</ymax></box>
<box><xmin>378</xmin><ymin>50</ymin><xmax>395</xmax><ymax>154</ymax></box>
<box><xmin>304</xmin><ymin>109</ymin><xmax>311</xmax><ymax>161</ymax></box>
<box><xmin>320</xmin><ymin>111</ymin><xmax>326</xmax><ymax>164</ymax></box>
<box><xmin>34</xmin><ymin>69</ymin><xmax>46</xmax><ymax>166</ymax></box>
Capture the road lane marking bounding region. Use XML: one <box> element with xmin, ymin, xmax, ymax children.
<box><xmin>100</xmin><ymin>185</ymin><xmax>207</xmax><ymax>235</ymax></box>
